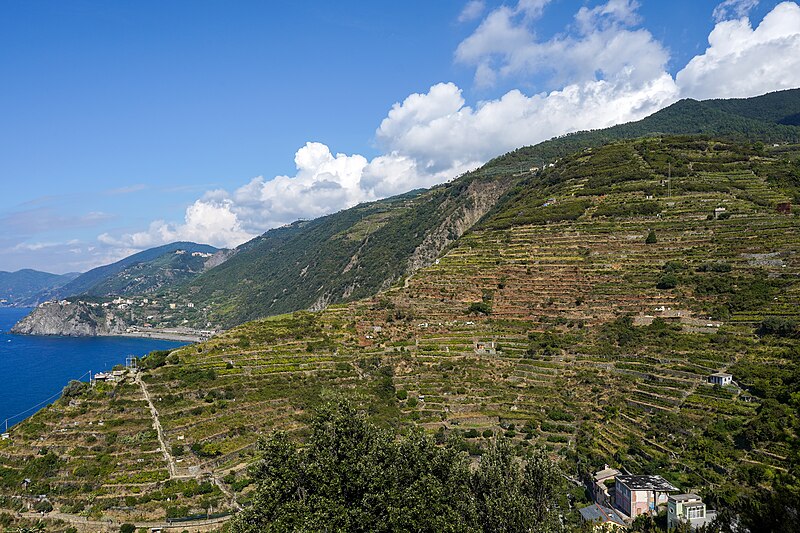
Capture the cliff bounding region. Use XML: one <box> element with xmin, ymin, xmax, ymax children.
<box><xmin>10</xmin><ymin>300</ymin><xmax>127</xmax><ymax>336</ymax></box>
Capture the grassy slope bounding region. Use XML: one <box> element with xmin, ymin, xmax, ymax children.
<box><xmin>2</xmin><ymin>137</ymin><xmax>798</xmax><ymax>523</ymax></box>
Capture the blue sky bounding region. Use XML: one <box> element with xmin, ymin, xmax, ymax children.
<box><xmin>2</xmin><ymin>0</ymin><xmax>799</xmax><ymax>273</ymax></box>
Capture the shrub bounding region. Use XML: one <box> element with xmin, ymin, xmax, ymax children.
<box><xmin>662</xmin><ymin>260</ymin><xmax>686</xmax><ymax>273</ymax></box>
<box><xmin>140</xmin><ymin>349</ymin><xmax>171</xmax><ymax>370</ymax></box>
<box><xmin>758</xmin><ymin>317</ymin><xmax>798</xmax><ymax>337</ymax></box>
<box><xmin>697</xmin><ymin>262</ymin><xmax>733</xmax><ymax>273</ymax></box>
<box><xmin>396</xmin><ymin>390</ymin><xmax>408</xmax><ymax>400</ymax></box>
<box><xmin>482</xmin><ymin>429</ymin><xmax>494</xmax><ymax>438</ymax></box>
<box><xmin>464</xmin><ymin>429</ymin><xmax>479</xmax><ymax>438</ymax></box>
<box><xmin>120</xmin><ymin>524</ymin><xmax>136</xmax><ymax>533</ymax></box>
<box><xmin>61</xmin><ymin>380</ymin><xmax>89</xmax><ymax>399</ymax></box>
<box><xmin>34</xmin><ymin>499</ymin><xmax>53</xmax><ymax>513</ymax></box>
<box><xmin>467</xmin><ymin>301</ymin><xmax>492</xmax><ymax>315</ymax></box>
<box><xmin>656</xmin><ymin>273</ymin><xmax>678</xmax><ymax>289</ymax></box>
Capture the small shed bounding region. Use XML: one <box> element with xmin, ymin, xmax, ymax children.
<box><xmin>708</xmin><ymin>372</ymin><xmax>732</xmax><ymax>386</ymax></box>
<box><xmin>712</xmin><ymin>207</ymin><xmax>727</xmax><ymax>219</ymax></box>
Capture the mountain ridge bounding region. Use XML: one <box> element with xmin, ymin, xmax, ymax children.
<box><xmin>2</xmin><ymin>133</ymin><xmax>798</xmax><ymax>527</ymax></box>
<box><xmin>11</xmin><ymin>89</ymin><xmax>800</xmax><ymax>335</ymax></box>
<box><xmin>0</xmin><ymin>269</ymin><xmax>79</xmax><ymax>307</ymax></box>
<box><xmin>48</xmin><ymin>88</ymin><xmax>800</xmax><ymax>330</ymax></box>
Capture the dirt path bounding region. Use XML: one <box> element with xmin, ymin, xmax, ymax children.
<box><xmin>136</xmin><ymin>372</ymin><xmax>178</xmax><ymax>478</ymax></box>
<box><xmin>135</xmin><ymin>372</ymin><xmax>242</xmax><ymax>511</ymax></box>
<box><xmin>18</xmin><ymin>510</ymin><xmax>231</xmax><ymax>531</ymax></box>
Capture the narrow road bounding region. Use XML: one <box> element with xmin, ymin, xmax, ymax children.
<box><xmin>212</xmin><ymin>475</ymin><xmax>242</xmax><ymax>511</ymax></box>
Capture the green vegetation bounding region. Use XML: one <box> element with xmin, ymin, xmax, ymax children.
<box><xmin>4</xmin><ymin>90</ymin><xmax>800</xmax><ymax>528</ymax></box>
<box><xmin>0</xmin><ymin>269</ymin><xmax>78</xmax><ymax>307</ymax></box>
<box><xmin>230</xmin><ymin>400</ymin><xmax>563</xmax><ymax>533</ymax></box>
<box><xmin>54</xmin><ymin>241</ymin><xmax>217</xmax><ymax>299</ymax></box>
<box><xmin>69</xmin><ymin>88</ymin><xmax>800</xmax><ymax>330</ymax></box>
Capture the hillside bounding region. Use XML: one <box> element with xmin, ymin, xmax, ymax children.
<box><xmin>136</xmin><ymin>89</ymin><xmax>800</xmax><ymax>329</ymax></box>
<box><xmin>1</xmin><ymin>136</ymin><xmax>797</xmax><ymax>527</ymax></box>
<box><xmin>49</xmin><ymin>241</ymin><xmax>220</xmax><ymax>300</ymax></box>
<box><xmin>11</xmin><ymin>90</ymin><xmax>800</xmax><ymax>336</ymax></box>
<box><xmin>178</xmin><ymin>179</ymin><xmax>512</xmax><ymax>327</ymax></box>
<box><xmin>0</xmin><ymin>269</ymin><xmax>78</xmax><ymax>307</ymax></box>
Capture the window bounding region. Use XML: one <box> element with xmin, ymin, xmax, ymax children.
<box><xmin>686</xmin><ymin>506</ymin><xmax>704</xmax><ymax>519</ymax></box>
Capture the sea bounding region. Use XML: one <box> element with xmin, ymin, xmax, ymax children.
<box><xmin>0</xmin><ymin>307</ymin><xmax>185</xmax><ymax>428</ymax></box>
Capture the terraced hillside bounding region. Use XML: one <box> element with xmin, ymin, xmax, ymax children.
<box><xmin>146</xmin><ymin>90</ymin><xmax>800</xmax><ymax>329</ymax></box>
<box><xmin>0</xmin><ymin>137</ymin><xmax>798</xmax><ymax>527</ymax></box>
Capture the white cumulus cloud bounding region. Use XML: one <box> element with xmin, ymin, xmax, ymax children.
<box><xmin>677</xmin><ymin>1</ymin><xmax>800</xmax><ymax>99</ymax></box>
<box><xmin>458</xmin><ymin>1</ymin><xmax>485</xmax><ymax>23</ymax></box>
<box><xmin>713</xmin><ymin>0</ymin><xmax>760</xmax><ymax>22</ymax></box>
<box><xmin>99</xmin><ymin>199</ymin><xmax>254</xmax><ymax>250</ymax></box>
<box><xmin>456</xmin><ymin>0</ymin><xmax>666</xmax><ymax>88</ymax></box>
<box><xmin>95</xmin><ymin>0</ymin><xmax>800</xmax><ymax>259</ymax></box>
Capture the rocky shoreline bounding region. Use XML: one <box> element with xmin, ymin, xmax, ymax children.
<box><xmin>10</xmin><ymin>300</ymin><xmax>211</xmax><ymax>343</ymax></box>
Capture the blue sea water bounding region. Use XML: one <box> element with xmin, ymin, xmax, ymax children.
<box><xmin>0</xmin><ymin>307</ymin><xmax>184</xmax><ymax>428</ymax></box>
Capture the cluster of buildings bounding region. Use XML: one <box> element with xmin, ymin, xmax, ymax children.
<box><xmin>580</xmin><ymin>465</ymin><xmax>716</xmax><ymax>530</ymax></box>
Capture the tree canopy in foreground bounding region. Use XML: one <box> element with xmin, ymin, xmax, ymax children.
<box><xmin>230</xmin><ymin>400</ymin><xmax>564</xmax><ymax>533</ymax></box>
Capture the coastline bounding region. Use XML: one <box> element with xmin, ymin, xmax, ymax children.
<box><xmin>108</xmin><ymin>329</ymin><xmax>206</xmax><ymax>343</ymax></box>
<box><xmin>10</xmin><ymin>328</ymin><xmax>207</xmax><ymax>343</ymax></box>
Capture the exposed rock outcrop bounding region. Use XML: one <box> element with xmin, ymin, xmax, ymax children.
<box><xmin>11</xmin><ymin>300</ymin><xmax>127</xmax><ymax>337</ymax></box>
<box><xmin>406</xmin><ymin>177</ymin><xmax>511</xmax><ymax>274</ymax></box>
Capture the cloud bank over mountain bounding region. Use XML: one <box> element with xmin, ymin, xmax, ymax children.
<box><xmin>94</xmin><ymin>1</ymin><xmax>800</xmax><ymax>255</ymax></box>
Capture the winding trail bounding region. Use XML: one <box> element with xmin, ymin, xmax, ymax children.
<box><xmin>136</xmin><ymin>372</ymin><xmax>242</xmax><ymax>510</ymax></box>
<box><xmin>136</xmin><ymin>372</ymin><xmax>179</xmax><ymax>478</ymax></box>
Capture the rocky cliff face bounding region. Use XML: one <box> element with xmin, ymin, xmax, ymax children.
<box><xmin>11</xmin><ymin>301</ymin><xmax>127</xmax><ymax>336</ymax></box>
<box><xmin>406</xmin><ymin>177</ymin><xmax>511</xmax><ymax>274</ymax></box>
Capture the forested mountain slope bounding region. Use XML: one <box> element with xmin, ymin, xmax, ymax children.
<box><xmin>49</xmin><ymin>241</ymin><xmax>219</xmax><ymax>300</ymax></box>
<box><xmin>164</xmin><ymin>89</ymin><xmax>800</xmax><ymax>328</ymax></box>
<box><xmin>2</xmin><ymin>136</ymin><xmax>798</xmax><ymax>528</ymax></box>
<box><xmin>0</xmin><ymin>269</ymin><xmax>78</xmax><ymax>307</ymax></box>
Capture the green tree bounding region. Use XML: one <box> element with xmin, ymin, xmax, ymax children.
<box><xmin>33</xmin><ymin>500</ymin><xmax>52</xmax><ymax>514</ymax></box>
<box><xmin>61</xmin><ymin>380</ymin><xmax>88</xmax><ymax>399</ymax></box>
<box><xmin>472</xmin><ymin>440</ymin><xmax>563</xmax><ymax>533</ymax></box>
<box><xmin>645</xmin><ymin>230</ymin><xmax>658</xmax><ymax>244</ymax></box>
<box><xmin>656</xmin><ymin>273</ymin><xmax>678</xmax><ymax>289</ymax></box>
<box><xmin>230</xmin><ymin>400</ymin><xmax>563</xmax><ymax>532</ymax></box>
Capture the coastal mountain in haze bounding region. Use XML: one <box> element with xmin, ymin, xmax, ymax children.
<box><xmin>0</xmin><ymin>269</ymin><xmax>79</xmax><ymax>307</ymax></box>
<box><xmin>47</xmin><ymin>241</ymin><xmax>221</xmax><ymax>300</ymax></box>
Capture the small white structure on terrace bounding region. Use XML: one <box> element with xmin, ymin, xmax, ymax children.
<box><xmin>708</xmin><ymin>372</ymin><xmax>733</xmax><ymax>386</ymax></box>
